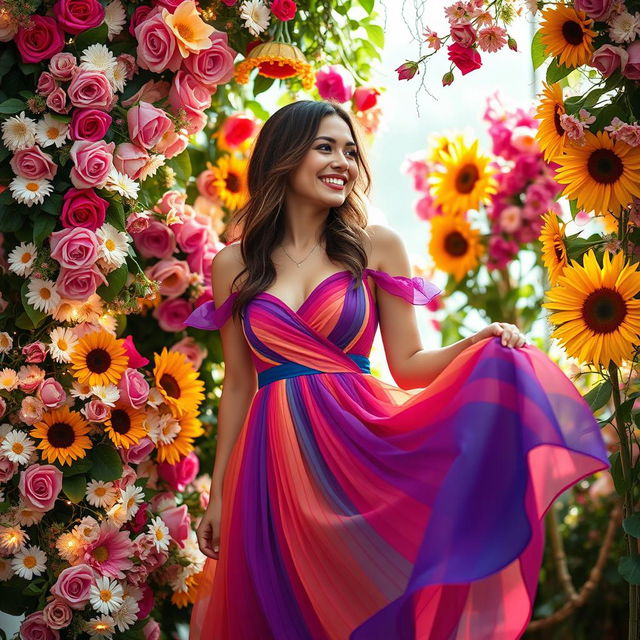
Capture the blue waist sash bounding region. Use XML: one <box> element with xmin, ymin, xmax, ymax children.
<box><xmin>258</xmin><ymin>354</ymin><xmax>371</xmax><ymax>389</ymax></box>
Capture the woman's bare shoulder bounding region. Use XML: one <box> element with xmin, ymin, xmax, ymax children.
<box><xmin>212</xmin><ymin>242</ymin><xmax>247</xmax><ymax>291</ymax></box>
<box><xmin>364</xmin><ymin>224</ymin><xmax>404</xmax><ymax>270</ymax></box>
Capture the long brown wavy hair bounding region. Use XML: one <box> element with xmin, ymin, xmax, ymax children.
<box><xmin>224</xmin><ymin>99</ymin><xmax>373</xmax><ymax>322</ymax></box>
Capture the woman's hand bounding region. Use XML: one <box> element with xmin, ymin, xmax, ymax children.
<box><xmin>472</xmin><ymin>322</ymin><xmax>527</xmax><ymax>349</ymax></box>
<box><xmin>196</xmin><ymin>495</ymin><xmax>222</xmax><ymax>559</ymax></box>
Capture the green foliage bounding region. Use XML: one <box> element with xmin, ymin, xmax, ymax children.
<box><xmin>546</xmin><ymin>59</ymin><xmax>573</xmax><ymax>84</ymax></box>
<box><xmin>63</xmin><ymin>475</ymin><xmax>87</xmax><ymax>503</ymax></box>
<box><xmin>0</xmin><ymin>98</ymin><xmax>27</xmax><ymax>114</ymax></box>
<box><xmin>97</xmin><ymin>263</ymin><xmax>129</xmax><ymax>302</ymax></box>
<box><xmin>19</xmin><ymin>281</ymin><xmax>47</xmax><ymax>329</ymax></box>
<box><xmin>623</xmin><ymin>514</ymin><xmax>640</xmax><ymax>538</ymax></box>
<box><xmin>75</xmin><ymin>24</ymin><xmax>109</xmax><ymax>52</ymax></box>
<box><xmin>531</xmin><ymin>31</ymin><xmax>547</xmax><ymax>70</ymax></box>
<box><xmin>584</xmin><ymin>380</ymin><xmax>612</xmax><ymax>413</ymax></box>
<box><xmin>619</xmin><ymin>556</ymin><xmax>640</xmax><ymax>585</ymax></box>
<box><xmin>89</xmin><ymin>442</ymin><xmax>123</xmax><ymax>482</ymax></box>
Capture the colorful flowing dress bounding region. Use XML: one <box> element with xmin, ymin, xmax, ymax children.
<box><xmin>184</xmin><ymin>267</ymin><xmax>608</xmax><ymax>640</ymax></box>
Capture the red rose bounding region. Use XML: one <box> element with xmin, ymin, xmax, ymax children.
<box><xmin>53</xmin><ymin>0</ymin><xmax>105</xmax><ymax>35</ymax></box>
<box><xmin>353</xmin><ymin>87</ymin><xmax>380</xmax><ymax>112</ymax></box>
<box><xmin>15</xmin><ymin>15</ymin><xmax>65</xmax><ymax>64</ymax></box>
<box><xmin>129</xmin><ymin>6</ymin><xmax>153</xmax><ymax>37</ymax></box>
<box><xmin>70</xmin><ymin>109</ymin><xmax>113</xmax><ymax>141</ymax></box>
<box><xmin>271</xmin><ymin>0</ymin><xmax>297</xmax><ymax>21</ymax></box>
<box><xmin>447</xmin><ymin>43</ymin><xmax>482</xmax><ymax>75</ymax></box>
<box><xmin>61</xmin><ymin>188</ymin><xmax>108</xmax><ymax>230</ymax></box>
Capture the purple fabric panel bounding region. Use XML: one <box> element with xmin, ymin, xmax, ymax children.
<box><xmin>183</xmin><ymin>291</ymin><xmax>239</xmax><ymax>330</ymax></box>
<box><xmin>364</xmin><ymin>268</ymin><xmax>441</xmax><ymax>305</ymax></box>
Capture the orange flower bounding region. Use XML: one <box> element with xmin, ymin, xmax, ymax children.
<box><xmin>162</xmin><ymin>1</ymin><xmax>214</xmax><ymax>57</ymax></box>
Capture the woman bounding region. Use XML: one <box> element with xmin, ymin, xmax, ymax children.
<box><xmin>184</xmin><ymin>100</ymin><xmax>608</xmax><ymax>639</ymax></box>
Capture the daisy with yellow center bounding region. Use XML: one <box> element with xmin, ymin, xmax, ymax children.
<box><xmin>162</xmin><ymin>0</ymin><xmax>214</xmax><ymax>57</ymax></box>
<box><xmin>543</xmin><ymin>249</ymin><xmax>640</xmax><ymax>367</ymax></box>
<box><xmin>9</xmin><ymin>176</ymin><xmax>54</xmax><ymax>207</ymax></box>
<box><xmin>14</xmin><ymin>505</ymin><xmax>45</xmax><ymax>527</ymax></box>
<box><xmin>8</xmin><ymin>241</ymin><xmax>37</xmax><ymax>277</ymax></box>
<box><xmin>539</xmin><ymin>3</ymin><xmax>596</xmax><ymax>68</ymax></box>
<box><xmin>0</xmin><ymin>430</ymin><xmax>35</xmax><ymax>465</ymax></box>
<box><xmin>26</xmin><ymin>278</ymin><xmax>60</xmax><ymax>314</ymax></box>
<box><xmin>31</xmin><ymin>406</ymin><xmax>92</xmax><ymax>466</ymax></box>
<box><xmin>89</xmin><ymin>576</ymin><xmax>124</xmax><ymax>615</ymax></box>
<box><xmin>428</xmin><ymin>214</ymin><xmax>484</xmax><ymax>281</ymax></box>
<box><xmin>70</xmin><ymin>330</ymin><xmax>129</xmax><ymax>387</ymax></box>
<box><xmin>35</xmin><ymin>113</ymin><xmax>69</xmax><ymax>148</ymax></box>
<box><xmin>153</xmin><ymin>348</ymin><xmax>205</xmax><ymax>417</ymax></box>
<box><xmin>209</xmin><ymin>154</ymin><xmax>250</xmax><ymax>211</ymax></box>
<box><xmin>235</xmin><ymin>41</ymin><xmax>315</xmax><ymax>91</ymax></box>
<box><xmin>155</xmin><ymin>411</ymin><xmax>204</xmax><ymax>465</ymax></box>
<box><xmin>148</xmin><ymin>516</ymin><xmax>171</xmax><ymax>552</ymax></box>
<box><xmin>554</xmin><ymin>131</ymin><xmax>640</xmax><ymax>215</ymax></box>
<box><xmin>48</xmin><ymin>326</ymin><xmax>78</xmax><ymax>363</ymax></box>
<box><xmin>118</xmin><ymin>485</ymin><xmax>145</xmax><ymax>520</ymax></box>
<box><xmin>86</xmin><ymin>480</ymin><xmax>118</xmax><ymax>509</ymax></box>
<box><xmin>430</xmin><ymin>138</ymin><xmax>497</xmax><ymax>216</ymax></box>
<box><xmin>534</xmin><ymin>82</ymin><xmax>568</xmax><ymax>162</ymax></box>
<box><xmin>0</xmin><ymin>368</ymin><xmax>18</xmax><ymax>392</ymax></box>
<box><xmin>11</xmin><ymin>545</ymin><xmax>46</xmax><ymax>580</ymax></box>
<box><xmin>539</xmin><ymin>212</ymin><xmax>569</xmax><ymax>286</ymax></box>
<box><xmin>104</xmin><ymin>404</ymin><xmax>146</xmax><ymax>449</ymax></box>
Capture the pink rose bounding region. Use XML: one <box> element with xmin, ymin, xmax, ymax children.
<box><xmin>574</xmin><ymin>0</ymin><xmax>613</xmax><ymax>20</ymax></box>
<box><xmin>70</xmin><ymin>109</ymin><xmax>112</xmax><ymax>141</ymax></box>
<box><xmin>56</xmin><ymin>265</ymin><xmax>107</xmax><ymax>300</ymax></box>
<box><xmin>183</xmin><ymin>31</ymin><xmax>236</xmax><ymax>89</ymax></box>
<box><xmin>135</xmin><ymin>9</ymin><xmax>182</xmax><ymax>74</ymax></box>
<box><xmin>10</xmin><ymin>146</ymin><xmax>57</xmax><ymax>180</ymax></box>
<box><xmin>118</xmin><ymin>368</ymin><xmax>150</xmax><ymax>409</ymax></box>
<box><xmin>18</xmin><ymin>365</ymin><xmax>46</xmax><ymax>393</ymax></box>
<box><xmin>156</xmin><ymin>190</ymin><xmax>187</xmax><ymax>215</ymax></box>
<box><xmin>19</xmin><ymin>464</ymin><xmax>63</xmax><ymax>511</ymax></box>
<box><xmin>53</xmin><ymin>0</ymin><xmax>105</xmax><ymax>34</ymax></box>
<box><xmin>154</xmin><ymin>297</ymin><xmax>193</xmax><ymax>332</ymax></box>
<box><xmin>121</xmin><ymin>436</ymin><xmax>154</xmax><ymax>464</ymax></box>
<box><xmin>450</xmin><ymin>22</ymin><xmax>477</xmax><ymax>48</ymax></box>
<box><xmin>121</xmin><ymin>79</ymin><xmax>170</xmax><ymax>109</ymax></box>
<box><xmin>122</xmin><ymin>335</ymin><xmax>150</xmax><ymax>368</ymax></box>
<box><xmin>591</xmin><ymin>44</ymin><xmax>628</xmax><ymax>78</ymax></box>
<box><xmin>46</xmin><ymin>87</ymin><xmax>70</xmax><ymax>114</ymax></box>
<box><xmin>114</xmin><ymin>143</ymin><xmax>149</xmax><ymax>180</ymax></box>
<box><xmin>353</xmin><ymin>87</ymin><xmax>380</xmax><ymax>112</ymax></box>
<box><xmin>160</xmin><ymin>504</ymin><xmax>190</xmax><ymax>547</ymax></box>
<box><xmin>138</xmin><ymin>584</ymin><xmax>155</xmax><ymax>620</ymax></box>
<box><xmin>61</xmin><ymin>188</ymin><xmax>108</xmax><ymax>230</ymax></box>
<box><xmin>186</xmin><ymin>245</ymin><xmax>215</xmax><ymax>281</ymax></box>
<box><xmin>153</xmin><ymin>129</ymin><xmax>188</xmax><ymax>158</ymax></box>
<box><xmin>51</xmin><ymin>564</ymin><xmax>94</xmax><ymax>609</ymax></box>
<box><xmin>129</xmin><ymin>6</ymin><xmax>153</xmax><ymax>37</ymax></box>
<box><xmin>49</xmin><ymin>52</ymin><xmax>77</xmax><ymax>80</ymax></box>
<box><xmin>315</xmin><ymin>64</ymin><xmax>355</xmax><ymax>103</ymax></box>
<box><xmin>170</xmin><ymin>336</ymin><xmax>208</xmax><ymax>370</ymax></box>
<box><xmin>143</xmin><ymin>620</ymin><xmax>161</xmax><ymax>640</ymax></box>
<box><xmin>68</xmin><ymin>69</ymin><xmax>114</xmax><ymax>111</ymax></box>
<box><xmin>117</xmin><ymin>53</ymin><xmax>137</xmax><ymax>79</ymax></box>
<box><xmin>447</xmin><ymin>42</ymin><xmax>482</xmax><ymax>75</ymax></box>
<box><xmin>133</xmin><ymin>220</ymin><xmax>176</xmax><ymax>259</ymax></box>
<box><xmin>126</xmin><ymin>211</ymin><xmax>151</xmax><ymax>234</ymax></box>
<box><xmin>38</xmin><ymin>378</ymin><xmax>67</xmax><ymax>408</ymax></box>
<box><xmin>183</xmin><ymin>109</ymin><xmax>208</xmax><ymax>136</ymax></box>
<box><xmin>37</xmin><ymin>71</ymin><xmax>58</xmax><ymax>96</ymax></box>
<box><xmin>69</xmin><ymin>139</ymin><xmax>114</xmax><ymax>189</ymax></box>
<box><xmin>20</xmin><ymin>612</ymin><xmax>60</xmax><ymax>640</ymax></box>
<box><xmin>128</xmin><ymin>101</ymin><xmax>173</xmax><ymax>150</ymax></box>
<box><xmin>43</xmin><ymin>598</ymin><xmax>73</xmax><ymax>630</ymax></box>
<box><xmin>22</xmin><ymin>341</ymin><xmax>47</xmax><ymax>363</ymax></box>
<box><xmin>623</xmin><ymin>41</ymin><xmax>640</xmax><ymax>81</ymax></box>
<box><xmin>0</xmin><ymin>457</ymin><xmax>18</xmax><ymax>482</ymax></box>
<box><xmin>169</xmin><ymin>70</ymin><xmax>212</xmax><ymax>116</ymax></box>
<box><xmin>146</xmin><ymin>258</ymin><xmax>191</xmax><ymax>297</ymax></box>
<box><xmin>158</xmin><ymin>451</ymin><xmax>199</xmax><ymax>492</ymax></box>
<box><xmin>82</xmin><ymin>398</ymin><xmax>110</xmax><ymax>422</ymax></box>
<box><xmin>50</xmin><ymin>227</ymin><xmax>99</xmax><ymax>268</ymax></box>
<box><xmin>15</xmin><ymin>15</ymin><xmax>65</xmax><ymax>64</ymax></box>
<box><xmin>175</xmin><ymin>219</ymin><xmax>210</xmax><ymax>254</ymax></box>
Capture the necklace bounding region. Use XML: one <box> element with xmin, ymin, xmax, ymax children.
<box><xmin>280</xmin><ymin>240</ymin><xmax>320</xmax><ymax>268</ymax></box>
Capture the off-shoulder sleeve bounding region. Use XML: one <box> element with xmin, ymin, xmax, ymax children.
<box><xmin>364</xmin><ymin>268</ymin><xmax>441</xmax><ymax>305</ymax></box>
<box><xmin>183</xmin><ymin>291</ymin><xmax>239</xmax><ymax>330</ymax></box>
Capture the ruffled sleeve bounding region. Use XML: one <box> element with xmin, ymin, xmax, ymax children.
<box><xmin>364</xmin><ymin>268</ymin><xmax>441</xmax><ymax>305</ymax></box>
<box><xmin>183</xmin><ymin>291</ymin><xmax>239</xmax><ymax>331</ymax></box>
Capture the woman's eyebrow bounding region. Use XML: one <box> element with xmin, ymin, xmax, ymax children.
<box><xmin>313</xmin><ymin>136</ymin><xmax>357</xmax><ymax>146</ymax></box>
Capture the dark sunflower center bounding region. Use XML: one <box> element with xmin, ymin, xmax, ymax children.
<box><xmin>582</xmin><ymin>288</ymin><xmax>627</xmax><ymax>334</ymax></box>
<box><xmin>562</xmin><ymin>20</ymin><xmax>584</xmax><ymax>46</ymax></box>
<box><xmin>553</xmin><ymin>104</ymin><xmax>565</xmax><ymax>137</ymax></box>
<box><xmin>86</xmin><ymin>348</ymin><xmax>112</xmax><ymax>374</ymax></box>
<box><xmin>111</xmin><ymin>409</ymin><xmax>131</xmax><ymax>435</ymax></box>
<box><xmin>160</xmin><ymin>373</ymin><xmax>181</xmax><ymax>399</ymax></box>
<box><xmin>226</xmin><ymin>173</ymin><xmax>241</xmax><ymax>193</ymax></box>
<box><xmin>455</xmin><ymin>164</ymin><xmax>479</xmax><ymax>194</ymax></box>
<box><xmin>587</xmin><ymin>149</ymin><xmax>624</xmax><ymax>185</ymax></box>
<box><xmin>48</xmin><ymin>422</ymin><xmax>75</xmax><ymax>448</ymax></box>
<box><xmin>444</xmin><ymin>231</ymin><xmax>469</xmax><ymax>257</ymax></box>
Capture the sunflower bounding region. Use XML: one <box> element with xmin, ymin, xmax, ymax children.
<box><xmin>539</xmin><ymin>212</ymin><xmax>569</xmax><ymax>286</ymax></box>
<box><xmin>428</xmin><ymin>214</ymin><xmax>484</xmax><ymax>281</ymax></box>
<box><xmin>539</xmin><ymin>4</ymin><xmax>596</xmax><ymax>69</ymax></box>
<box><xmin>31</xmin><ymin>406</ymin><xmax>92</xmax><ymax>465</ymax></box>
<box><xmin>430</xmin><ymin>138</ymin><xmax>497</xmax><ymax>216</ymax></box>
<box><xmin>104</xmin><ymin>404</ymin><xmax>147</xmax><ymax>449</ymax></box>
<box><xmin>427</xmin><ymin>132</ymin><xmax>461</xmax><ymax>164</ymax></box>
<box><xmin>554</xmin><ymin>131</ymin><xmax>640</xmax><ymax>215</ymax></box>
<box><xmin>155</xmin><ymin>411</ymin><xmax>204</xmax><ymax>465</ymax></box>
<box><xmin>153</xmin><ymin>348</ymin><xmax>205</xmax><ymax>417</ymax></box>
<box><xmin>69</xmin><ymin>331</ymin><xmax>129</xmax><ymax>387</ymax></box>
<box><xmin>235</xmin><ymin>41</ymin><xmax>315</xmax><ymax>91</ymax></box>
<box><xmin>209</xmin><ymin>154</ymin><xmax>250</xmax><ymax>211</ymax></box>
<box><xmin>542</xmin><ymin>250</ymin><xmax>640</xmax><ymax>367</ymax></box>
<box><xmin>534</xmin><ymin>82</ymin><xmax>568</xmax><ymax>162</ymax></box>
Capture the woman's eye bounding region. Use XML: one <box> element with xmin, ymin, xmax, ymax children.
<box><xmin>316</xmin><ymin>144</ymin><xmax>358</xmax><ymax>158</ymax></box>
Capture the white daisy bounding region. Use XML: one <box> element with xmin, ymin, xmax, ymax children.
<box><xmin>104</xmin><ymin>168</ymin><xmax>139</xmax><ymax>199</ymax></box>
<box><xmin>35</xmin><ymin>113</ymin><xmax>69</xmax><ymax>148</ymax></box>
<box><xmin>0</xmin><ymin>430</ymin><xmax>36</xmax><ymax>465</ymax></box>
<box><xmin>26</xmin><ymin>277</ymin><xmax>60</xmax><ymax>314</ymax></box>
<box><xmin>138</xmin><ymin>154</ymin><xmax>166</xmax><ymax>181</ymax></box>
<box><xmin>72</xmin><ymin>516</ymin><xmax>100</xmax><ymax>543</ymax></box>
<box><xmin>105</xmin><ymin>0</ymin><xmax>126</xmax><ymax>41</ymax></box>
<box><xmin>147</xmin><ymin>516</ymin><xmax>171</xmax><ymax>552</ymax></box>
<box><xmin>0</xmin><ymin>526</ymin><xmax>29</xmax><ymax>554</ymax></box>
<box><xmin>70</xmin><ymin>379</ymin><xmax>93</xmax><ymax>399</ymax></box>
<box><xmin>109</xmin><ymin>60</ymin><xmax>128</xmax><ymax>93</ymax></box>
<box><xmin>91</xmin><ymin>384</ymin><xmax>120</xmax><ymax>407</ymax></box>
<box><xmin>48</xmin><ymin>326</ymin><xmax>78</xmax><ymax>363</ymax></box>
<box><xmin>112</xmin><ymin>595</ymin><xmax>139</xmax><ymax>632</ymax></box>
<box><xmin>1</xmin><ymin>112</ymin><xmax>37</xmax><ymax>151</ymax></box>
<box><xmin>90</xmin><ymin>576</ymin><xmax>124</xmax><ymax>615</ymax></box>
<box><xmin>239</xmin><ymin>0</ymin><xmax>271</xmax><ymax>36</ymax></box>
<box><xmin>170</xmin><ymin>566</ymin><xmax>190</xmax><ymax>593</ymax></box>
<box><xmin>85</xmin><ymin>479</ymin><xmax>118</xmax><ymax>508</ymax></box>
<box><xmin>8</xmin><ymin>241</ymin><xmax>37</xmax><ymax>277</ymax></box>
<box><xmin>13</xmin><ymin>504</ymin><xmax>45</xmax><ymax>527</ymax></box>
<box><xmin>105</xmin><ymin>502</ymin><xmax>128</xmax><ymax>527</ymax></box>
<box><xmin>0</xmin><ymin>368</ymin><xmax>18</xmax><ymax>392</ymax></box>
<box><xmin>80</xmin><ymin>44</ymin><xmax>117</xmax><ymax>75</ymax></box>
<box><xmin>9</xmin><ymin>176</ymin><xmax>54</xmax><ymax>207</ymax></box>
<box><xmin>119</xmin><ymin>484</ymin><xmax>144</xmax><ymax>520</ymax></box>
<box><xmin>0</xmin><ymin>556</ymin><xmax>13</xmax><ymax>581</ymax></box>
<box><xmin>609</xmin><ymin>11</ymin><xmax>640</xmax><ymax>43</ymax></box>
<box><xmin>0</xmin><ymin>331</ymin><xmax>12</xmax><ymax>353</ymax></box>
<box><xmin>11</xmin><ymin>544</ymin><xmax>47</xmax><ymax>579</ymax></box>
<box><xmin>85</xmin><ymin>614</ymin><xmax>116</xmax><ymax>639</ymax></box>
<box><xmin>96</xmin><ymin>223</ymin><xmax>129</xmax><ymax>269</ymax></box>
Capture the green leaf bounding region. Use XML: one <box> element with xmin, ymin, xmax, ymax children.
<box><xmin>619</xmin><ymin>556</ymin><xmax>640</xmax><ymax>585</ymax></box>
<box><xmin>546</xmin><ymin>59</ymin><xmax>572</xmax><ymax>84</ymax></box>
<box><xmin>0</xmin><ymin>205</ymin><xmax>24</xmax><ymax>233</ymax></box>
<box><xmin>0</xmin><ymin>48</ymin><xmax>17</xmax><ymax>81</ymax></box>
<box><xmin>167</xmin><ymin>149</ymin><xmax>192</xmax><ymax>188</ymax></box>
<box><xmin>15</xmin><ymin>312</ymin><xmax>35</xmax><ymax>331</ymax></box>
<box><xmin>623</xmin><ymin>514</ymin><xmax>640</xmax><ymax>538</ymax></box>
<box><xmin>107</xmin><ymin>201</ymin><xmax>126</xmax><ymax>231</ymax></box>
<box><xmin>96</xmin><ymin>262</ymin><xmax>128</xmax><ymax>302</ymax></box>
<box><xmin>359</xmin><ymin>0</ymin><xmax>375</xmax><ymax>13</ymax></box>
<box><xmin>364</xmin><ymin>24</ymin><xmax>385</xmax><ymax>49</ymax></box>
<box><xmin>20</xmin><ymin>280</ymin><xmax>47</xmax><ymax>329</ymax></box>
<box><xmin>75</xmin><ymin>23</ymin><xmax>109</xmax><ymax>53</ymax></box>
<box><xmin>244</xmin><ymin>99</ymin><xmax>269</xmax><ymax>122</ymax></box>
<box><xmin>610</xmin><ymin>451</ymin><xmax>627</xmax><ymax>494</ymax></box>
<box><xmin>62</xmin><ymin>456</ymin><xmax>93</xmax><ymax>477</ymax></box>
<box><xmin>531</xmin><ymin>31</ymin><xmax>547</xmax><ymax>70</ymax></box>
<box><xmin>63</xmin><ymin>475</ymin><xmax>87</xmax><ymax>503</ymax></box>
<box><xmin>0</xmin><ymin>98</ymin><xmax>27</xmax><ymax>115</ymax></box>
<box><xmin>18</xmin><ymin>63</ymin><xmax>38</xmax><ymax>76</ymax></box>
<box><xmin>583</xmin><ymin>380</ymin><xmax>612</xmax><ymax>412</ymax></box>
<box><xmin>0</xmin><ymin>576</ymin><xmax>31</xmax><ymax>615</ymax></box>
<box><xmin>90</xmin><ymin>442</ymin><xmax>123</xmax><ymax>482</ymax></box>
<box><xmin>33</xmin><ymin>214</ymin><xmax>57</xmax><ymax>246</ymax></box>
<box><xmin>22</xmin><ymin>581</ymin><xmax>45</xmax><ymax>597</ymax></box>
<box><xmin>253</xmin><ymin>74</ymin><xmax>274</xmax><ymax>96</ymax></box>
<box><xmin>40</xmin><ymin>193</ymin><xmax>63</xmax><ymax>216</ymax></box>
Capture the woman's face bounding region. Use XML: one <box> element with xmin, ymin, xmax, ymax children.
<box><xmin>287</xmin><ymin>114</ymin><xmax>360</xmax><ymax>210</ymax></box>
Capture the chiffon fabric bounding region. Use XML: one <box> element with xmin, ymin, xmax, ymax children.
<box><xmin>184</xmin><ymin>267</ymin><xmax>608</xmax><ymax>640</ymax></box>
